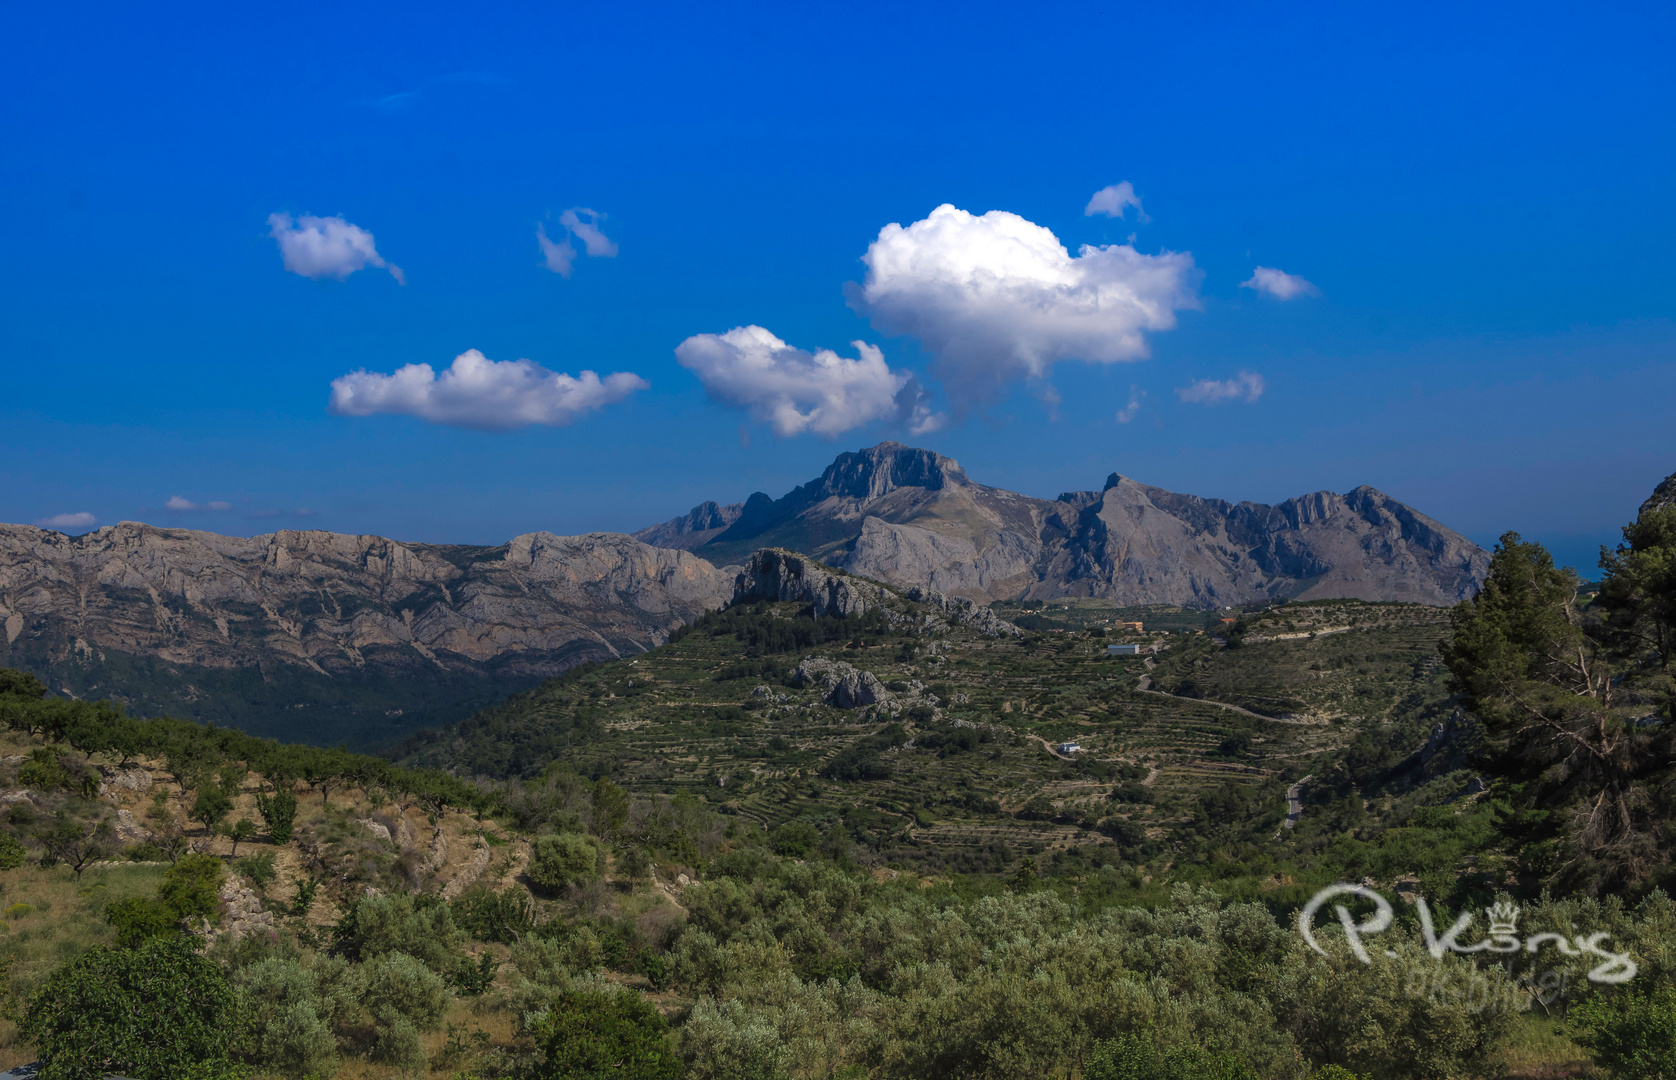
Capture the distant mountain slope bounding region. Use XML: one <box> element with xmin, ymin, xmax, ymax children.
<box><xmin>0</xmin><ymin>523</ymin><xmax>733</xmax><ymax>747</ymax></box>
<box><xmin>635</xmin><ymin>442</ymin><xmax>1489</xmax><ymax>607</ymax></box>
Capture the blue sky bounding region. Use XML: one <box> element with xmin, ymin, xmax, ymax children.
<box><xmin>2</xmin><ymin>1</ymin><xmax>1672</xmax><ymax>574</ymax></box>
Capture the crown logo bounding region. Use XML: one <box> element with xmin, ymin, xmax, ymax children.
<box><xmin>1486</xmin><ymin>901</ymin><xmax>1520</xmax><ymax>936</ymax></box>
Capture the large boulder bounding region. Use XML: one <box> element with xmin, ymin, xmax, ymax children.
<box><xmin>791</xmin><ymin>656</ymin><xmax>892</xmax><ymax>709</ymax></box>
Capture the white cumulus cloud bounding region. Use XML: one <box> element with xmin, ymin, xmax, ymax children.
<box><xmin>538</xmin><ymin>208</ymin><xmax>617</xmax><ymax>276</ymax></box>
<box><xmin>165</xmin><ymin>497</ymin><xmax>232</xmax><ymax>511</ymax></box>
<box><xmin>328</xmin><ymin>349</ymin><xmax>647</xmax><ymax>430</ymax></box>
<box><xmin>1115</xmin><ymin>386</ymin><xmax>1145</xmax><ymax>424</ymax></box>
<box><xmin>1176</xmin><ymin>371</ymin><xmax>1265</xmax><ymax>405</ymax></box>
<box><xmin>267</xmin><ymin>213</ymin><xmax>405</xmax><ymax>284</ymax></box>
<box><xmin>852</xmin><ymin>204</ymin><xmax>1200</xmax><ymax>408</ymax></box>
<box><xmin>1241</xmin><ymin>266</ymin><xmax>1319</xmax><ymax>300</ymax></box>
<box><xmin>675</xmin><ymin>325</ymin><xmax>944</xmax><ymax>438</ymax></box>
<box><xmin>34</xmin><ymin>512</ymin><xmax>96</xmax><ymax>531</ymax></box>
<box><xmin>1084</xmin><ymin>181</ymin><xmax>1148</xmax><ymax>221</ymax></box>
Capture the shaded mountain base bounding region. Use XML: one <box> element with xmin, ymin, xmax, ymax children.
<box><xmin>0</xmin><ymin>641</ymin><xmax>613</xmax><ymax>751</ymax></box>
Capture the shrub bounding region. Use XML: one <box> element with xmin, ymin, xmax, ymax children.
<box><xmin>332</xmin><ymin>893</ymin><xmax>464</xmax><ymax>974</ymax></box>
<box><xmin>255</xmin><ymin>787</ymin><xmax>297</xmax><ymax>845</ymax></box>
<box><xmin>5</xmin><ymin>902</ymin><xmax>34</xmax><ymax>920</ymax></box>
<box><xmin>1574</xmin><ymin>987</ymin><xmax>1676</xmax><ymax>1080</ymax></box>
<box><xmin>451</xmin><ymin>885</ymin><xmax>535</xmax><ymax>944</ymax></box>
<box><xmin>529</xmin><ymin>989</ymin><xmax>681</xmax><ymax>1080</ymax></box>
<box><xmin>105</xmin><ymin>896</ymin><xmax>178</xmax><ymax>948</ymax></box>
<box><xmin>770</xmin><ymin>821</ymin><xmax>820</xmax><ymax>859</ymax></box>
<box><xmin>22</xmin><ymin>935</ymin><xmax>242</xmax><ymax>1080</ymax></box>
<box><xmin>0</xmin><ymin>831</ymin><xmax>26</xmax><ymax>869</ymax></box>
<box><xmin>528</xmin><ymin>833</ymin><xmax>603</xmax><ymax>895</ymax></box>
<box><xmin>159</xmin><ymin>853</ymin><xmax>225</xmax><ymax>921</ymax></box>
<box><xmin>1085</xmin><ymin>1031</ymin><xmax>1260</xmax><ymax>1080</ymax></box>
<box><xmin>233</xmin><ymin>958</ymin><xmax>338</xmax><ymax>1079</ymax></box>
<box><xmin>234</xmin><ymin>851</ymin><xmax>278</xmax><ymax>890</ymax></box>
<box><xmin>358</xmin><ymin>951</ymin><xmax>450</xmax><ymax>1066</ymax></box>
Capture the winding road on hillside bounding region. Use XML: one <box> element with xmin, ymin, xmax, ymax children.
<box><xmin>1135</xmin><ymin>674</ymin><xmax>1326</xmax><ymax>725</ymax></box>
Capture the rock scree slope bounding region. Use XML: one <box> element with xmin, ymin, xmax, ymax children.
<box><xmin>636</xmin><ymin>441</ymin><xmax>1490</xmax><ymax>607</ymax></box>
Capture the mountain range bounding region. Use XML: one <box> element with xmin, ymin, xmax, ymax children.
<box><xmin>0</xmin><ymin>525</ymin><xmax>730</xmax><ymax>747</ymax></box>
<box><xmin>1</xmin><ymin>443</ymin><xmax>1488</xmax><ymax>745</ymax></box>
<box><xmin>635</xmin><ymin>442</ymin><xmax>1490</xmax><ymax>608</ymax></box>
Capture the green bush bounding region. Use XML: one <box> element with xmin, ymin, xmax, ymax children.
<box><xmin>1574</xmin><ymin>987</ymin><xmax>1676</xmax><ymax>1080</ymax></box>
<box><xmin>233</xmin><ymin>958</ymin><xmax>339</xmax><ymax>1079</ymax></box>
<box><xmin>234</xmin><ymin>851</ymin><xmax>278</xmax><ymax>890</ymax></box>
<box><xmin>255</xmin><ymin>787</ymin><xmax>297</xmax><ymax>845</ymax></box>
<box><xmin>0</xmin><ymin>831</ymin><xmax>27</xmax><ymax>869</ymax></box>
<box><xmin>22</xmin><ymin>935</ymin><xmax>242</xmax><ymax>1080</ymax></box>
<box><xmin>358</xmin><ymin>951</ymin><xmax>450</xmax><ymax>1068</ymax></box>
<box><xmin>770</xmin><ymin>821</ymin><xmax>820</xmax><ymax>859</ymax></box>
<box><xmin>529</xmin><ymin>989</ymin><xmax>681</xmax><ymax>1080</ymax></box>
<box><xmin>160</xmin><ymin>853</ymin><xmax>225</xmax><ymax>921</ymax></box>
<box><xmin>332</xmin><ymin>893</ymin><xmax>464</xmax><ymax>974</ymax></box>
<box><xmin>1085</xmin><ymin>1032</ymin><xmax>1259</xmax><ymax>1080</ymax></box>
<box><xmin>105</xmin><ymin>896</ymin><xmax>179</xmax><ymax>948</ymax></box>
<box><xmin>528</xmin><ymin>833</ymin><xmax>603</xmax><ymax>895</ymax></box>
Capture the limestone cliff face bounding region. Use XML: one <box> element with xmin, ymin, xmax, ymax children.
<box><xmin>639</xmin><ymin>442</ymin><xmax>1490</xmax><ymax>608</ymax></box>
<box><xmin>0</xmin><ymin>523</ymin><xmax>734</xmax><ymax>745</ymax></box>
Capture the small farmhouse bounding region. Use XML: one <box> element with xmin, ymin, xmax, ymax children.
<box><xmin>1106</xmin><ymin>643</ymin><xmax>1141</xmax><ymax>656</ymax></box>
<box><xmin>1058</xmin><ymin>741</ymin><xmax>1082</xmax><ymax>754</ymax></box>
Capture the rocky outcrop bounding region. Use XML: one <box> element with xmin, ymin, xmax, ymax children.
<box><xmin>732</xmin><ymin>549</ymin><xmax>1021</xmax><ymax>637</ymax></box>
<box><xmin>0</xmin><ymin>524</ymin><xmax>734</xmax><ymax>745</ymax></box>
<box><xmin>640</xmin><ymin>442</ymin><xmax>1490</xmax><ymax>608</ymax></box>
<box><xmin>792</xmin><ymin>656</ymin><xmax>892</xmax><ymax>709</ymax></box>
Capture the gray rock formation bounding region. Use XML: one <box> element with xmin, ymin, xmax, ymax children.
<box><xmin>0</xmin><ymin>523</ymin><xmax>733</xmax><ymax>745</ymax></box>
<box><xmin>791</xmin><ymin>656</ymin><xmax>891</xmax><ymax>709</ymax></box>
<box><xmin>732</xmin><ymin>548</ymin><xmax>1021</xmax><ymax>637</ymax></box>
<box><xmin>640</xmin><ymin>442</ymin><xmax>1490</xmax><ymax>608</ymax></box>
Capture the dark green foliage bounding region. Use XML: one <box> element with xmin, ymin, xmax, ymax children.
<box><xmin>35</xmin><ymin>813</ymin><xmax>116</xmax><ymax>880</ymax></box>
<box><xmin>1443</xmin><ymin>532</ymin><xmax>1676</xmax><ymax>893</ymax></box>
<box><xmin>235</xmin><ymin>851</ymin><xmax>278</xmax><ymax>890</ymax></box>
<box><xmin>331</xmin><ymin>892</ymin><xmax>464</xmax><ymax>973</ymax></box>
<box><xmin>22</xmin><ymin>936</ymin><xmax>242</xmax><ymax>1080</ymax></box>
<box><xmin>0</xmin><ymin>668</ymin><xmax>48</xmax><ymax>698</ymax></box>
<box><xmin>528</xmin><ymin>833</ymin><xmax>603</xmax><ymax>895</ymax></box>
<box><xmin>451</xmin><ymin>885</ymin><xmax>535</xmax><ymax>943</ymax></box>
<box><xmin>529</xmin><ymin>990</ymin><xmax>681</xmax><ymax>1080</ymax></box>
<box><xmin>1574</xmin><ymin>987</ymin><xmax>1676</xmax><ymax>1080</ymax></box>
<box><xmin>105</xmin><ymin>896</ymin><xmax>180</xmax><ymax>948</ymax></box>
<box><xmin>770</xmin><ymin>821</ymin><xmax>820</xmax><ymax>858</ymax></box>
<box><xmin>445</xmin><ymin>952</ymin><xmax>501</xmax><ymax>996</ymax></box>
<box><xmin>1085</xmin><ymin>1031</ymin><xmax>1260</xmax><ymax>1080</ymax></box>
<box><xmin>0</xmin><ymin>831</ymin><xmax>25</xmax><ymax>869</ymax></box>
<box><xmin>254</xmin><ymin>786</ymin><xmax>297</xmax><ymax>844</ymax></box>
<box><xmin>159</xmin><ymin>853</ymin><xmax>225</xmax><ymax>921</ymax></box>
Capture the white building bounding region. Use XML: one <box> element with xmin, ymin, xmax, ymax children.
<box><xmin>1058</xmin><ymin>741</ymin><xmax>1082</xmax><ymax>754</ymax></box>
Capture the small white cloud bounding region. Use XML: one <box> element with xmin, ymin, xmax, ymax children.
<box><xmin>1176</xmin><ymin>371</ymin><xmax>1265</xmax><ymax>405</ymax></box>
<box><xmin>1240</xmin><ymin>266</ymin><xmax>1319</xmax><ymax>300</ymax></box>
<box><xmin>537</xmin><ymin>224</ymin><xmax>577</xmax><ymax>277</ymax></box>
<box><xmin>1115</xmin><ymin>386</ymin><xmax>1145</xmax><ymax>424</ymax></box>
<box><xmin>853</xmin><ymin>204</ymin><xmax>1199</xmax><ymax>410</ymax></box>
<box><xmin>675</xmin><ymin>325</ymin><xmax>944</xmax><ymax>438</ymax></box>
<box><xmin>560</xmin><ymin>208</ymin><xmax>618</xmax><ymax>257</ymax></box>
<box><xmin>328</xmin><ymin>349</ymin><xmax>647</xmax><ymax>430</ymax></box>
<box><xmin>267</xmin><ymin>213</ymin><xmax>405</xmax><ymax>284</ymax></box>
<box><xmin>1084</xmin><ymin>181</ymin><xmax>1149</xmax><ymax>222</ymax></box>
<box><xmin>538</xmin><ymin>208</ymin><xmax>617</xmax><ymax>276</ymax></box>
<box><xmin>34</xmin><ymin>512</ymin><xmax>96</xmax><ymax>531</ymax></box>
<box><xmin>164</xmin><ymin>496</ymin><xmax>232</xmax><ymax>511</ymax></box>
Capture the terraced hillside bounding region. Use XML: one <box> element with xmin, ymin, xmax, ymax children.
<box><xmin>406</xmin><ymin>559</ymin><xmax>1458</xmax><ymax>882</ymax></box>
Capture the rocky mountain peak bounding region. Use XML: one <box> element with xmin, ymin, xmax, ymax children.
<box><xmin>812</xmin><ymin>442</ymin><xmax>968</xmax><ymax>501</ymax></box>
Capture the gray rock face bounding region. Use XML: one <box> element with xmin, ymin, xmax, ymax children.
<box><xmin>791</xmin><ymin>656</ymin><xmax>891</xmax><ymax>709</ymax></box>
<box><xmin>733</xmin><ymin>549</ymin><xmax>1021</xmax><ymax>637</ymax></box>
<box><xmin>0</xmin><ymin>523</ymin><xmax>733</xmax><ymax>744</ymax></box>
<box><xmin>640</xmin><ymin>442</ymin><xmax>1490</xmax><ymax>608</ymax></box>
